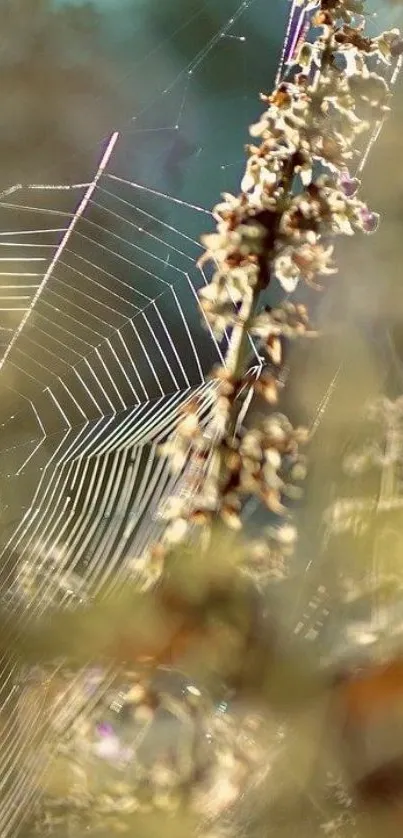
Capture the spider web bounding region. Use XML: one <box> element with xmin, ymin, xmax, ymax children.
<box><xmin>0</xmin><ymin>0</ymin><xmax>400</xmax><ymax>834</ymax></box>
<box><xmin>0</xmin><ymin>0</ymin><xmax>311</xmax><ymax>614</ymax></box>
<box><xmin>0</xmin><ymin>146</ymin><xmax>223</xmax><ymax>599</ymax></box>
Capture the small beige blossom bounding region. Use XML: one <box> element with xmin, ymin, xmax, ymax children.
<box><xmin>273</xmin><ymin>250</ymin><xmax>300</xmax><ymax>292</ymax></box>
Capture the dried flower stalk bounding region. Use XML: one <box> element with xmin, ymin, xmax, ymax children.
<box><xmin>156</xmin><ymin>0</ymin><xmax>402</xmax><ymax>573</ymax></box>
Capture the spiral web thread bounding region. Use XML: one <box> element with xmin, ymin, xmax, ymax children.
<box><xmin>0</xmin><ymin>1</ymin><xmax>399</xmax><ymax>834</ymax></box>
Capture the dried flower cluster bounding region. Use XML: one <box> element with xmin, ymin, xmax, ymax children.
<box><xmin>157</xmin><ymin>0</ymin><xmax>401</xmax><ymax>572</ymax></box>
<box><xmin>243</xmin><ymin>523</ymin><xmax>299</xmax><ymax>584</ymax></box>
<box><xmin>345</xmin><ymin>395</ymin><xmax>403</xmax><ymax>473</ymax></box>
<box><xmin>160</xmin><ymin>407</ymin><xmax>308</xmax><ymax>544</ymax></box>
<box><xmin>322</xmin><ymin>392</ymin><xmax>403</xmax><ymax>679</ymax></box>
<box><xmin>324</xmin><ymin>396</ymin><xmax>403</xmax><ymax>538</ymax></box>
